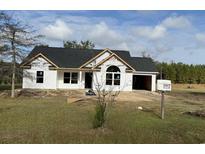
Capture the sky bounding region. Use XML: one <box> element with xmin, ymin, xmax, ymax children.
<box><xmin>5</xmin><ymin>10</ymin><xmax>205</xmax><ymax>64</ymax></box>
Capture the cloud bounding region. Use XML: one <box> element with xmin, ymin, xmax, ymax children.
<box><xmin>155</xmin><ymin>43</ymin><xmax>173</xmax><ymax>54</ymax></box>
<box><xmin>132</xmin><ymin>25</ymin><xmax>166</xmax><ymax>40</ymax></box>
<box><xmin>195</xmin><ymin>33</ymin><xmax>205</xmax><ymax>43</ymax></box>
<box><xmin>41</xmin><ymin>19</ymin><xmax>73</xmax><ymax>41</ymax></box>
<box><xmin>87</xmin><ymin>22</ymin><xmax>126</xmax><ymax>48</ymax></box>
<box><xmin>132</xmin><ymin>15</ymin><xmax>191</xmax><ymax>41</ymax></box>
<box><xmin>186</xmin><ymin>33</ymin><xmax>205</xmax><ymax>50</ymax></box>
<box><xmin>161</xmin><ymin>16</ymin><xmax>191</xmax><ymax>29</ymax></box>
<box><xmin>185</xmin><ymin>32</ymin><xmax>205</xmax><ymax>52</ymax></box>
<box><xmin>38</xmin><ymin>18</ymin><xmax>128</xmax><ymax>49</ymax></box>
<box><xmin>34</xmin><ymin>12</ymin><xmax>196</xmax><ymax>63</ymax></box>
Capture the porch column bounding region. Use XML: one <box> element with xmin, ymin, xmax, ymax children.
<box><xmin>79</xmin><ymin>71</ymin><xmax>82</xmax><ymax>88</ymax></box>
<box><xmin>151</xmin><ymin>74</ymin><xmax>156</xmax><ymax>91</ymax></box>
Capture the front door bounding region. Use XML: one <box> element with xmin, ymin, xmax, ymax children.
<box><xmin>85</xmin><ymin>72</ymin><xmax>93</xmax><ymax>89</ymax></box>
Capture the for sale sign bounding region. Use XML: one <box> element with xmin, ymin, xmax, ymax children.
<box><xmin>157</xmin><ymin>80</ymin><xmax>171</xmax><ymax>91</ymax></box>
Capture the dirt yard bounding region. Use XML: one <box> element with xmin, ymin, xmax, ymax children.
<box><xmin>6</xmin><ymin>89</ymin><xmax>166</xmax><ymax>103</ymax></box>
<box><xmin>117</xmin><ymin>90</ymin><xmax>162</xmax><ymax>102</ymax></box>
<box><xmin>0</xmin><ymin>88</ymin><xmax>181</xmax><ymax>104</ymax></box>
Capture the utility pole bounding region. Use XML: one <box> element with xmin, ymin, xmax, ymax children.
<box><xmin>160</xmin><ymin>66</ymin><xmax>163</xmax><ymax>79</ymax></box>
<box><xmin>160</xmin><ymin>67</ymin><xmax>164</xmax><ymax>119</ymax></box>
<box><xmin>160</xmin><ymin>91</ymin><xmax>165</xmax><ymax>119</ymax></box>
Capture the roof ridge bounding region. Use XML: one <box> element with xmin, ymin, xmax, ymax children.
<box><xmin>132</xmin><ymin>56</ymin><xmax>152</xmax><ymax>59</ymax></box>
<box><xmin>34</xmin><ymin>46</ymin><xmax>130</xmax><ymax>52</ymax></box>
<box><xmin>34</xmin><ymin>46</ymin><xmax>101</xmax><ymax>51</ymax></box>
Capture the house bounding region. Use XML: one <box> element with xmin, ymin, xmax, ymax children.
<box><xmin>20</xmin><ymin>46</ymin><xmax>158</xmax><ymax>91</ymax></box>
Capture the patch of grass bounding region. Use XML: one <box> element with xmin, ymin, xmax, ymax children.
<box><xmin>93</xmin><ymin>103</ymin><xmax>106</xmax><ymax>128</ymax></box>
<box><xmin>0</xmin><ymin>84</ymin><xmax>22</xmax><ymax>91</ymax></box>
<box><xmin>0</xmin><ymin>90</ymin><xmax>205</xmax><ymax>143</ymax></box>
<box><xmin>172</xmin><ymin>84</ymin><xmax>205</xmax><ymax>90</ymax></box>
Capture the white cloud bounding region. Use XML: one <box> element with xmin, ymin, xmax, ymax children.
<box><xmin>39</xmin><ymin>19</ymin><xmax>129</xmax><ymax>49</ymax></box>
<box><xmin>87</xmin><ymin>22</ymin><xmax>125</xmax><ymax>48</ymax></box>
<box><xmin>161</xmin><ymin>16</ymin><xmax>191</xmax><ymax>29</ymax></box>
<box><xmin>195</xmin><ymin>33</ymin><xmax>205</xmax><ymax>43</ymax></box>
<box><xmin>133</xmin><ymin>25</ymin><xmax>166</xmax><ymax>40</ymax></box>
<box><xmin>37</xmin><ymin>14</ymin><xmax>194</xmax><ymax>62</ymax></box>
<box><xmin>132</xmin><ymin>15</ymin><xmax>191</xmax><ymax>41</ymax></box>
<box><xmin>41</xmin><ymin>19</ymin><xmax>73</xmax><ymax>40</ymax></box>
<box><xmin>155</xmin><ymin>44</ymin><xmax>173</xmax><ymax>54</ymax></box>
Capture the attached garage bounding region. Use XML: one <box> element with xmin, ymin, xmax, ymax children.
<box><xmin>132</xmin><ymin>75</ymin><xmax>152</xmax><ymax>91</ymax></box>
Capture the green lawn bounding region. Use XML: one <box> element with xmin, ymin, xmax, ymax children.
<box><xmin>0</xmin><ymin>90</ymin><xmax>205</xmax><ymax>143</ymax></box>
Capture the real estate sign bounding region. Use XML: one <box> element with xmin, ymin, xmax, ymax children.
<box><xmin>157</xmin><ymin>80</ymin><xmax>171</xmax><ymax>91</ymax></box>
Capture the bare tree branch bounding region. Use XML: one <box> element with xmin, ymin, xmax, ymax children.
<box><xmin>0</xmin><ymin>11</ymin><xmax>43</xmax><ymax>97</ymax></box>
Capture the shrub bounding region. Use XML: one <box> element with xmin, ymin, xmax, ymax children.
<box><xmin>93</xmin><ymin>103</ymin><xmax>106</xmax><ymax>128</ymax></box>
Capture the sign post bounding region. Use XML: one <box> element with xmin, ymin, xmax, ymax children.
<box><xmin>160</xmin><ymin>91</ymin><xmax>165</xmax><ymax>119</ymax></box>
<box><xmin>157</xmin><ymin>80</ymin><xmax>171</xmax><ymax>120</ymax></box>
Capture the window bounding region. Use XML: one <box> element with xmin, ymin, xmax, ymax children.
<box><xmin>64</xmin><ymin>72</ymin><xmax>78</xmax><ymax>84</ymax></box>
<box><xmin>106</xmin><ymin>66</ymin><xmax>121</xmax><ymax>86</ymax></box>
<box><xmin>107</xmin><ymin>66</ymin><xmax>120</xmax><ymax>72</ymax></box>
<box><xmin>64</xmin><ymin>72</ymin><xmax>70</xmax><ymax>83</ymax></box>
<box><xmin>36</xmin><ymin>71</ymin><xmax>44</xmax><ymax>83</ymax></box>
<box><xmin>114</xmin><ymin>74</ymin><xmax>120</xmax><ymax>85</ymax></box>
<box><xmin>71</xmin><ymin>73</ymin><xmax>78</xmax><ymax>84</ymax></box>
<box><xmin>106</xmin><ymin>73</ymin><xmax>113</xmax><ymax>85</ymax></box>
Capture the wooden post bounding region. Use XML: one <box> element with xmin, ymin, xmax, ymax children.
<box><xmin>11</xmin><ymin>39</ymin><xmax>16</xmax><ymax>98</ymax></box>
<box><xmin>160</xmin><ymin>91</ymin><xmax>165</xmax><ymax>119</ymax></box>
<box><xmin>160</xmin><ymin>66</ymin><xmax>163</xmax><ymax>79</ymax></box>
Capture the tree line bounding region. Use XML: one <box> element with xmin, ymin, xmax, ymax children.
<box><xmin>0</xmin><ymin>60</ymin><xmax>22</xmax><ymax>85</ymax></box>
<box><xmin>156</xmin><ymin>62</ymin><xmax>205</xmax><ymax>84</ymax></box>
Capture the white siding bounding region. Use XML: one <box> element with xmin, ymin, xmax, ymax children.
<box><xmin>23</xmin><ymin>57</ymin><xmax>57</xmax><ymax>89</ymax></box>
<box><xmin>86</xmin><ymin>51</ymin><xmax>111</xmax><ymax>68</ymax></box>
<box><xmin>56</xmin><ymin>71</ymin><xmax>84</xmax><ymax>89</ymax></box>
<box><xmin>92</xmin><ymin>56</ymin><xmax>133</xmax><ymax>91</ymax></box>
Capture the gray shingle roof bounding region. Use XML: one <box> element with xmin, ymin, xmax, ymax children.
<box><xmin>23</xmin><ymin>46</ymin><xmax>158</xmax><ymax>72</ymax></box>
<box><xmin>129</xmin><ymin>57</ymin><xmax>158</xmax><ymax>72</ymax></box>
